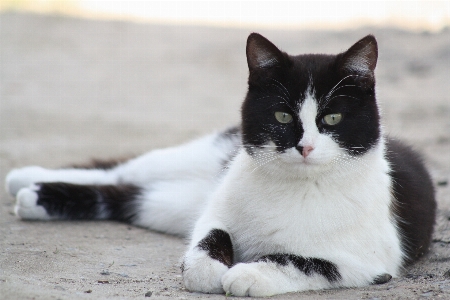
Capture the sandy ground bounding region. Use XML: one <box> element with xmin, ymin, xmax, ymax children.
<box><xmin>0</xmin><ymin>12</ymin><xmax>449</xmax><ymax>299</ymax></box>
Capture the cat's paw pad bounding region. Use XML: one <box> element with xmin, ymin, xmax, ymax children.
<box><xmin>222</xmin><ymin>263</ymin><xmax>276</xmax><ymax>297</ymax></box>
<box><xmin>15</xmin><ymin>185</ymin><xmax>51</xmax><ymax>220</ymax></box>
<box><xmin>182</xmin><ymin>248</ymin><xmax>229</xmax><ymax>294</ymax></box>
<box><xmin>6</xmin><ymin>166</ymin><xmax>48</xmax><ymax>196</ymax></box>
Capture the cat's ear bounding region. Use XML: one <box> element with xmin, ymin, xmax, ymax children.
<box><xmin>246</xmin><ymin>33</ymin><xmax>285</xmax><ymax>71</ymax></box>
<box><xmin>339</xmin><ymin>35</ymin><xmax>378</xmax><ymax>77</ymax></box>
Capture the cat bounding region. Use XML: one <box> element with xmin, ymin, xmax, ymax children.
<box><xmin>5</xmin><ymin>33</ymin><xmax>436</xmax><ymax>297</ymax></box>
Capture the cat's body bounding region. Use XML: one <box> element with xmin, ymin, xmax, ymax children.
<box><xmin>5</xmin><ymin>33</ymin><xmax>436</xmax><ymax>297</ymax></box>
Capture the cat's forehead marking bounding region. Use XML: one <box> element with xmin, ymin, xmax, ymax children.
<box><xmin>299</xmin><ymin>88</ymin><xmax>318</xmax><ymax>134</ymax></box>
<box><xmin>297</xmin><ymin>81</ymin><xmax>316</xmax><ymax>113</ymax></box>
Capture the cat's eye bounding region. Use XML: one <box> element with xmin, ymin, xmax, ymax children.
<box><xmin>274</xmin><ymin>112</ymin><xmax>293</xmax><ymax>124</ymax></box>
<box><xmin>322</xmin><ymin>113</ymin><xmax>342</xmax><ymax>126</ymax></box>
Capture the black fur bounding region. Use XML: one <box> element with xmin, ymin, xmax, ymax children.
<box><xmin>197</xmin><ymin>229</ymin><xmax>234</xmax><ymax>267</ymax></box>
<box><xmin>35</xmin><ymin>183</ymin><xmax>141</xmax><ymax>222</ymax></box>
<box><xmin>258</xmin><ymin>254</ymin><xmax>341</xmax><ymax>282</ymax></box>
<box><xmin>70</xmin><ymin>157</ymin><xmax>133</xmax><ymax>170</ymax></box>
<box><xmin>242</xmin><ymin>33</ymin><xmax>380</xmax><ymax>157</ymax></box>
<box><xmin>386</xmin><ymin>138</ymin><xmax>436</xmax><ymax>263</ymax></box>
<box><xmin>372</xmin><ymin>273</ymin><xmax>392</xmax><ymax>285</ymax></box>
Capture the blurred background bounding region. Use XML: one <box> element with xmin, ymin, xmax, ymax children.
<box><xmin>1</xmin><ymin>0</ymin><xmax>449</xmax><ymax>31</ymax></box>
<box><xmin>1</xmin><ymin>1</ymin><xmax>449</xmax><ymax>165</ymax></box>
<box><xmin>0</xmin><ymin>1</ymin><xmax>449</xmax><ymax>165</ymax></box>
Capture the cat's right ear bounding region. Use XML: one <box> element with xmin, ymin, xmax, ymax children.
<box><xmin>246</xmin><ymin>33</ymin><xmax>285</xmax><ymax>71</ymax></box>
<box><xmin>339</xmin><ymin>35</ymin><xmax>378</xmax><ymax>77</ymax></box>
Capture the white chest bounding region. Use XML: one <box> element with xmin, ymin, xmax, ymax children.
<box><xmin>213</xmin><ymin>151</ymin><xmax>401</xmax><ymax>274</ymax></box>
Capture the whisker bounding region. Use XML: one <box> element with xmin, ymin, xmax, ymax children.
<box><xmin>325</xmin><ymin>75</ymin><xmax>355</xmax><ymax>99</ymax></box>
<box><xmin>254</xmin><ymin>95</ymin><xmax>295</xmax><ymax>112</ymax></box>
<box><xmin>326</xmin><ymin>94</ymin><xmax>360</xmax><ymax>102</ymax></box>
<box><xmin>269</xmin><ymin>78</ymin><xmax>291</xmax><ymax>98</ymax></box>
<box><xmin>326</xmin><ymin>84</ymin><xmax>357</xmax><ymax>98</ymax></box>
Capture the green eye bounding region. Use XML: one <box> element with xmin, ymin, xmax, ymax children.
<box><xmin>274</xmin><ymin>112</ymin><xmax>293</xmax><ymax>124</ymax></box>
<box><xmin>322</xmin><ymin>113</ymin><xmax>342</xmax><ymax>125</ymax></box>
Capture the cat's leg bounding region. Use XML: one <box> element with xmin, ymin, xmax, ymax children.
<box><xmin>182</xmin><ymin>208</ymin><xmax>233</xmax><ymax>294</ymax></box>
<box><xmin>15</xmin><ymin>182</ymin><xmax>141</xmax><ymax>221</ymax></box>
<box><xmin>6</xmin><ymin>127</ymin><xmax>240</xmax><ymax>197</ymax></box>
<box><xmin>221</xmin><ymin>254</ymin><xmax>395</xmax><ymax>297</ymax></box>
<box><xmin>13</xmin><ymin>178</ymin><xmax>213</xmax><ymax>236</ymax></box>
<box><xmin>8</xmin><ymin>128</ymin><xmax>241</xmax><ymax>236</ymax></box>
<box><xmin>6</xmin><ymin>166</ymin><xmax>118</xmax><ymax>197</ymax></box>
<box><xmin>221</xmin><ymin>254</ymin><xmax>342</xmax><ymax>297</ymax></box>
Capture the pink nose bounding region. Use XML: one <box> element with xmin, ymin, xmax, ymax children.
<box><xmin>302</xmin><ymin>146</ymin><xmax>314</xmax><ymax>158</ymax></box>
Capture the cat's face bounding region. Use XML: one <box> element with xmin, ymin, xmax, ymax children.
<box><xmin>241</xmin><ymin>33</ymin><xmax>380</xmax><ymax>175</ymax></box>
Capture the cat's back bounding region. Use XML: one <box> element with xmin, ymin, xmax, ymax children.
<box><xmin>386</xmin><ymin>138</ymin><xmax>436</xmax><ymax>263</ymax></box>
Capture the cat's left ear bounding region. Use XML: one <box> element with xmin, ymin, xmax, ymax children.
<box><xmin>339</xmin><ymin>35</ymin><xmax>378</xmax><ymax>78</ymax></box>
<box><xmin>246</xmin><ymin>33</ymin><xmax>285</xmax><ymax>71</ymax></box>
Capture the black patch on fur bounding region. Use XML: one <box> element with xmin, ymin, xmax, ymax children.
<box><xmin>372</xmin><ymin>273</ymin><xmax>392</xmax><ymax>285</ymax></box>
<box><xmin>70</xmin><ymin>157</ymin><xmax>133</xmax><ymax>170</ymax></box>
<box><xmin>35</xmin><ymin>183</ymin><xmax>141</xmax><ymax>222</ymax></box>
<box><xmin>258</xmin><ymin>254</ymin><xmax>341</xmax><ymax>282</ymax></box>
<box><xmin>241</xmin><ymin>33</ymin><xmax>380</xmax><ymax>157</ymax></box>
<box><xmin>386</xmin><ymin>138</ymin><xmax>436</xmax><ymax>264</ymax></box>
<box><xmin>197</xmin><ymin>229</ymin><xmax>234</xmax><ymax>267</ymax></box>
<box><xmin>221</xmin><ymin>126</ymin><xmax>241</xmax><ymax>141</ymax></box>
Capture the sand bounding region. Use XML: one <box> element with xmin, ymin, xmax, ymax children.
<box><xmin>0</xmin><ymin>12</ymin><xmax>449</xmax><ymax>299</ymax></box>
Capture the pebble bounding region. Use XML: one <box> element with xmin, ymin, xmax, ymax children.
<box><xmin>437</xmin><ymin>180</ymin><xmax>448</xmax><ymax>186</ymax></box>
<box><xmin>420</xmin><ymin>291</ymin><xmax>434</xmax><ymax>297</ymax></box>
<box><xmin>444</xmin><ymin>269</ymin><xmax>450</xmax><ymax>278</ymax></box>
<box><xmin>100</xmin><ymin>270</ymin><xmax>110</xmax><ymax>275</ymax></box>
<box><xmin>145</xmin><ymin>291</ymin><xmax>153</xmax><ymax>297</ymax></box>
<box><xmin>440</xmin><ymin>284</ymin><xmax>450</xmax><ymax>292</ymax></box>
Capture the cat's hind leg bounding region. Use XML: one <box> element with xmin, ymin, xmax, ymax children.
<box><xmin>8</xmin><ymin>128</ymin><xmax>241</xmax><ymax>235</ymax></box>
<box><xmin>6</xmin><ymin>166</ymin><xmax>118</xmax><ymax>197</ymax></box>
<box><xmin>14</xmin><ymin>182</ymin><xmax>141</xmax><ymax>221</ymax></box>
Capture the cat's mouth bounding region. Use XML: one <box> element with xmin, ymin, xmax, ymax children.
<box><xmin>279</xmin><ymin>148</ymin><xmax>320</xmax><ymax>166</ymax></box>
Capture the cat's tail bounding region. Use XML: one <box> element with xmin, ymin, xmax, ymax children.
<box><xmin>15</xmin><ymin>182</ymin><xmax>142</xmax><ymax>222</ymax></box>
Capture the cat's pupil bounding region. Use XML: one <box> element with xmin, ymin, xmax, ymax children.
<box><xmin>322</xmin><ymin>113</ymin><xmax>342</xmax><ymax>126</ymax></box>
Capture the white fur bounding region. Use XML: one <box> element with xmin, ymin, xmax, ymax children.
<box><xmin>6</xmin><ymin>166</ymin><xmax>116</xmax><ymax>196</ymax></box>
<box><xmin>222</xmin><ymin>262</ymin><xmax>333</xmax><ymax>297</ymax></box>
<box><xmin>15</xmin><ymin>184</ymin><xmax>52</xmax><ymax>220</ymax></box>
<box><xmin>183</xmin><ymin>247</ymin><xmax>229</xmax><ymax>294</ymax></box>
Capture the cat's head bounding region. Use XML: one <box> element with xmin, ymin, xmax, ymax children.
<box><xmin>241</xmin><ymin>33</ymin><xmax>380</xmax><ymax>176</ymax></box>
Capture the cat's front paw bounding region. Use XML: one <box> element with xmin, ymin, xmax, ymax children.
<box><xmin>222</xmin><ymin>263</ymin><xmax>277</xmax><ymax>297</ymax></box>
<box><xmin>15</xmin><ymin>185</ymin><xmax>51</xmax><ymax>220</ymax></box>
<box><xmin>182</xmin><ymin>248</ymin><xmax>229</xmax><ymax>294</ymax></box>
<box><xmin>5</xmin><ymin>166</ymin><xmax>48</xmax><ymax>196</ymax></box>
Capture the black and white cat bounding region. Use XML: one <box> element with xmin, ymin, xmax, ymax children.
<box><xmin>5</xmin><ymin>33</ymin><xmax>436</xmax><ymax>297</ymax></box>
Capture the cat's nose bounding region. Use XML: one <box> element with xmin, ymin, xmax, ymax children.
<box><xmin>296</xmin><ymin>145</ymin><xmax>314</xmax><ymax>158</ymax></box>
